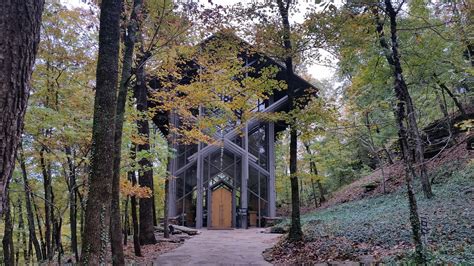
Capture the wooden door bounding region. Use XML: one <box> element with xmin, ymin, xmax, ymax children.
<box><xmin>211</xmin><ymin>187</ymin><xmax>232</xmax><ymax>229</ymax></box>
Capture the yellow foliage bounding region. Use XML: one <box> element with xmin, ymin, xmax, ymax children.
<box><xmin>120</xmin><ymin>178</ymin><xmax>153</xmax><ymax>198</ymax></box>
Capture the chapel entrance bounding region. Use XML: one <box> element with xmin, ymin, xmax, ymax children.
<box><xmin>210</xmin><ymin>184</ymin><xmax>232</xmax><ymax>229</ymax></box>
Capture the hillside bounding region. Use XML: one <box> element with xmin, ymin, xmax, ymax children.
<box><xmin>319</xmin><ymin>134</ymin><xmax>473</xmax><ymax>211</ymax></box>
<box><xmin>266</xmin><ymin>136</ymin><xmax>474</xmax><ymax>264</ymax></box>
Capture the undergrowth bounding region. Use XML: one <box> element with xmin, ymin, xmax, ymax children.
<box><xmin>272</xmin><ymin>161</ymin><xmax>474</xmax><ymax>264</ymax></box>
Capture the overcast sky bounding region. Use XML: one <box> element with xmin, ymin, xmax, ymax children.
<box><xmin>63</xmin><ymin>0</ymin><xmax>336</xmax><ymax>81</ymax></box>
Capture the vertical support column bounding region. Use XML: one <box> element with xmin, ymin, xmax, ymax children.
<box><xmin>207</xmin><ymin>154</ymin><xmax>211</xmax><ymax>228</ymax></box>
<box><xmin>196</xmin><ymin>147</ymin><xmax>203</xmax><ymax>228</ymax></box>
<box><xmin>240</xmin><ymin>123</ymin><xmax>249</xmax><ymax>228</ymax></box>
<box><xmin>168</xmin><ymin>113</ymin><xmax>177</xmax><ymax>218</ymax></box>
<box><xmin>268</xmin><ymin>121</ymin><xmax>276</xmax><ymax>217</ymax></box>
<box><xmin>232</xmin><ymin>154</ymin><xmax>237</xmax><ymax>228</ymax></box>
<box><xmin>196</xmin><ymin>106</ymin><xmax>203</xmax><ymax>228</ymax></box>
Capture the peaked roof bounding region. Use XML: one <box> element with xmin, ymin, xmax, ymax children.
<box><xmin>149</xmin><ymin>31</ymin><xmax>319</xmax><ymax>136</ymax></box>
<box><xmin>200</xmin><ymin>31</ymin><xmax>318</xmax><ymax>100</ymax></box>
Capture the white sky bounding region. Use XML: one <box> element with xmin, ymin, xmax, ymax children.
<box><xmin>62</xmin><ymin>0</ymin><xmax>337</xmax><ymax>81</ymax></box>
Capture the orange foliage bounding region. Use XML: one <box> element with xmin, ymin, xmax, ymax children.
<box><xmin>120</xmin><ymin>178</ymin><xmax>153</xmax><ymax>198</ymax></box>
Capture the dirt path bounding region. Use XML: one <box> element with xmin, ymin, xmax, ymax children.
<box><xmin>154</xmin><ymin>228</ymin><xmax>281</xmax><ymax>265</ymax></box>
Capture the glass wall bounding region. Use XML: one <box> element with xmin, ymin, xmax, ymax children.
<box><xmin>248</xmin><ymin>123</ymin><xmax>269</xmax><ymax>170</ymax></box>
<box><xmin>175</xmin><ymin>163</ymin><xmax>197</xmax><ymax>227</ymax></box>
<box><xmin>248</xmin><ymin>166</ymin><xmax>268</xmax><ymax>227</ymax></box>
<box><xmin>173</xmin><ymin>122</ymin><xmax>271</xmax><ymax>228</ymax></box>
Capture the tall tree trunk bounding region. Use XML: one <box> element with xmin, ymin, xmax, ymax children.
<box><xmin>375</xmin><ymin>2</ymin><xmax>426</xmax><ymax>262</ymax></box>
<box><xmin>134</xmin><ymin>39</ymin><xmax>157</xmax><ymax>246</ymax></box>
<box><xmin>152</xmin><ymin>176</ymin><xmax>158</xmax><ymax>226</ymax></box>
<box><xmin>19</xmin><ymin>145</ymin><xmax>43</xmax><ymax>261</ymax></box>
<box><xmin>2</xmin><ymin>189</ymin><xmax>14</xmax><ymax>265</ymax></box>
<box><xmin>50</xmin><ymin>168</ymin><xmax>57</xmax><ymax>259</ymax></box>
<box><xmin>309</xmin><ymin>178</ymin><xmax>318</xmax><ymax>208</ymax></box>
<box><xmin>80</xmin><ymin>0</ymin><xmax>122</xmax><ymax>263</ymax></box>
<box><xmin>163</xmin><ymin>178</ymin><xmax>170</xmax><ymax>239</ymax></box>
<box><xmin>32</xmin><ymin>190</ymin><xmax>46</xmax><ymax>258</ymax></box>
<box><xmin>130</xmin><ymin>193</ymin><xmax>141</xmax><ymax>256</ymax></box>
<box><xmin>395</xmin><ymin>104</ymin><xmax>425</xmax><ymax>264</ymax></box>
<box><xmin>0</xmin><ymin>0</ymin><xmax>44</xmax><ymax>216</ymax></box>
<box><xmin>128</xmin><ymin>150</ymin><xmax>142</xmax><ymax>256</ymax></box>
<box><xmin>53</xmin><ymin>217</ymin><xmax>63</xmax><ymax>264</ymax></box>
<box><xmin>435</xmin><ymin>89</ymin><xmax>449</xmax><ymax>119</ymax></box>
<box><xmin>303</xmin><ymin>143</ymin><xmax>326</xmax><ymax>205</ymax></box>
<box><xmin>123</xmin><ymin>197</ymin><xmax>129</xmax><ymax>246</ymax></box>
<box><xmin>277</xmin><ymin>0</ymin><xmax>303</xmax><ymax>242</ymax></box>
<box><xmin>372</xmin><ymin>4</ymin><xmax>432</xmax><ymax>198</ymax></box>
<box><xmin>65</xmin><ymin>147</ymin><xmax>79</xmax><ymax>263</ymax></box>
<box><xmin>39</xmin><ymin>148</ymin><xmax>53</xmax><ymax>260</ymax></box>
<box><xmin>387</xmin><ymin>0</ymin><xmax>432</xmax><ymax>199</ymax></box>
<box><xmin>18</xmin><ymin>197</ymin><xmax>29</xmax><ymax>263</ymax></box>
<box><xmin>14</xmin><ymin>199</ymin><xmax>20</xmax><ymax>264</ymax></box>
<box><xmin>365</xmin><ymin>113</ymin><xmax>386</xmax><ymax>193</ymax></box>
<box><xmin>435</xmin><ymin>77</ymin><xmax>467</xmax><ymax>117</ymax></box>
<box><xmin>110</xmin><ymin>0</ymin><xmax>143</xmax><ymax>263</ymax></box>
<box><xmin>382</xmin><ymin>145</ymin><xmax>394</xmax><ymax>165</ymax></box>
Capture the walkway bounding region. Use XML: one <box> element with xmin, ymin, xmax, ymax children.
<box><xmin>154</xmin><ymin>228</ymin><xmax>281</xmax><ymax>265</ymax></box>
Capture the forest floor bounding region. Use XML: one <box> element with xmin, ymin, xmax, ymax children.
<box><xmin>123</xmin><ymin>240</ymin><xmax>181</xmax><ymax>264</ymax></box>
<box><xmin>265</xmin><ymin>137</ymin><xmax>474</xmax><ymax>264</ymax></box>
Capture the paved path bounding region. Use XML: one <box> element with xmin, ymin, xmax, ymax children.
<box><xmin>154</xmin><ymin>228</ymin><xmax>281</xmax><ymax>265</ymax></box>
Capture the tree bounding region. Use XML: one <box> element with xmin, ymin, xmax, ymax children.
<box><xmin>2</xmin><ymin>189</ymin><xmax>14</xmax><ymax>264</ymax></box>
<box><xmin>375</xmin><ymin>0</ymin><xmax>426</xmax><ymax>261</ymax></box>
<box><xmin>276</xmin><ymin>0</ymin><xmax>303</xmax><ymax>242</ymax></box>
<box><xmin>135</xmin><ymin>38</ymin><xmax>157</xmax><ymax>245</ymax></box>
<box><xmin>111</xmin><ymin>0</ymin><xmax>143</xmax><ymax>262</ymax></box>
<box><xmin>18</xmin><ymin>145</ymin><xmax>43</xmax><ymax>261</ymax></box>
<box><xmin>24</xmin><ymin>3</ymin><xmax>97</xmax><ymax>261</ymax></box>
<box><xmin>0</xmin><ymin>0</ymin><xmax>45</xmax><ymax>216</ymax></box>
<box><xmin>80</xmin><ymin>0</ymin><xmax>122</xmax><ymax>263</ymax></box>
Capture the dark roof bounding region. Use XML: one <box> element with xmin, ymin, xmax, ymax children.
<box><xmin>149</xmin><ymin>31</ymin><xmax>318</xmax><ymax>136</ymax></box>
<box><xmin>201</xmin><ymin>31</ymin><xmax>318</xmax><ymax>103</ymax></box>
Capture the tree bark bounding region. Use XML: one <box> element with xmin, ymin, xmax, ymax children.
<box><xmin>31</xmin><ymin>189</ymin><xmax>46</xmax><ymax>258</ymax></box>
<box><xmin>111</xmin><ymin>0</ymin><xmax>143</xmax><ymax>263</ymax></box>
<box><xmin>123</xmin><ymin>197</ymin><xmax>129</xmax><ymax>246</ymax></box>
<box><xmin>2</xmin><ymin>189</ymin><xmax>14</xmax><ymax>265</ymax></box>
<box><xmin>65</xmin><ymin>147</ymin><xmax>79</xmax><ymax>263</ymax></box>
<box><xmin>128</xmin><ymin>149</ymin><xmax>142</xmax><ymax>256</ymax></box>
<box><xmin>80</xmin><ymin>0</ymin><xmax>122</xmax><ymax>264</ymax></box>
<box><xmin>134</xmin><ymin>36</ymin><xmax>157</xmax><ymax>245</ymax></box>
<box><xmin>18</xmin><ymin>199</ymin><xmax>29</xmax><ymax>263</ymax></box>
<box><xmin>304</xmin><ymin>143</ymin><xmax>326</xmax><ymax>205</ymax></box>
<box><xmin>164</xmin><ymin>178</ymin><xmax>170</xmax><ymax>238</ymax></box>
<box><xmin>435</xmin><ymin>77</ymin><xmax>467</xmax><ymax>117</ymax></box>
<box><xmin>375</xmin><ymin>1</ymin><xmax>426</xmax><ymax>262</ymax></box>
<box><xmin>19</xmin><ymin>145</ymin><xmax>43</xmax><ymax>261</ymax></box>
<box><xmin>39</xmin><ymin>148</ymin><xmax>53</xmax><ymax>260</ymax></box>
<box><xmin>0</xmin><ymin>0</ymin><xmax>44</xmax><ymax>216</ymax></box>
<box><xmin>365</xmin><ymin>112</ymin><xmax>386</xmax><ymax>193</ymax></box>
<box><xmin>382</xmin><ymin>145</ymin><xmax>394</xmax><ymax>164</ymax></box>
<box><xmin>277</xmin><ymin>0</ymin><xmax>303</xmax><ymax>242</ymax></box>
<box><xmin>435</xmin><ymin>89</ymin><xmax>449</xmax><ymax>119</ymax></box>
<box><xmin>53</xmin><ymin>216</ymin><xmax>63</xmax><ymax>264</ymax></box>
<box><xmin>387</xmin><ymin>1</ymin><xmax>432</xmax><ymax>199</ymax></box>
<box><xmin>152</xmin><ymin>176</ymin><xmax>158</xmax><ymax>226</ymax></box>
<box><xmin>373</xmin><ymin>3</ymin><xmax>432</xmax><ymax>199</ymax></box>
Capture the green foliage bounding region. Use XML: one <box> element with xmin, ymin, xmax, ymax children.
<box><xmin>274</xmin><ymin>162</ymin><xmax>474</xmax><ymax>264</ymax></box>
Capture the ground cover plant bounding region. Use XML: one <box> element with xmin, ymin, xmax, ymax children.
<box><xmin>267</xmin><ymin>160</ymin><xmax>474</xmax><ymax>264</ymax></box>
